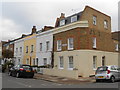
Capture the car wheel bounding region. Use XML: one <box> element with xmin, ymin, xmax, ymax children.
<box><xmin>96</xmin><ymin>79</ymin><xmax>100</xmax><ymax>82</ymax></box>
<box><xmin>16</xmin><ymin>73</ymin><xmax>20</xmax><ymax>78</ymax></box>
<box><xmin>110</xmin><ymin>76</ymin><xmax>115</xmax><ymax>83</ymax></box>
<box><xmin>8</xmin><ymin>72</ymin><xmax>12</xmax><ymax>76</ymax></box>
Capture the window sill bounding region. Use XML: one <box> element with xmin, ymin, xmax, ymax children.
<box><xmin>68</xmin><ymin>68</ymin><xmax>73</xmax><ymax>70</ymax></box>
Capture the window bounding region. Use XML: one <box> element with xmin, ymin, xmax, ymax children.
<box><xmin>59</xmin><ymin>56</ymin><xmax>64</xmax><ymax>69</ymax></box>
<box><xmin>16</xmin><ymin>48</ymin><xmax>18</xmax><ymax>53</ymax></box>
<box><xmin>31</xmin><ymin>45</ymin><xmax>34</xmax><ymax>53</ymax></box>
<box><xmin>40</xmin><ymin>43</ymin><xmax>42</xmax><ymax>51</ymax></box>
<box><xmin>26</xmin><ymin>46</ymin><xmax>28</xmax><ymax>53</ymax></box>
<box><xmin>33</xmin><ymin>58</ymin><xmax>35</xmax><ymax>65</ymax></box>
<box><xmin>46</xmin><ymin>41</ymin><xmax>50</xmax><ymax>51</ymax></box>
<box><xmin>36</xmin><ymin>58</ymin><xmax>38</xmax><ymax>66</ymax></box>
<box><xmin>92</xmin><ymin>37</ymin><xmax>96</xmax><ymax>48</ymax></box>
<box><xmin>71</xmin><ymin>15</ymin><xmax>77</xmax><ymax>23</ymax></box>
<box><xmin>68</xmin><ymin>38</ymin><xmax>74</xmax><ymax>50</ymax></box>
<box><xmin>43</xmin><ymin>58</ymin><xmax>47</xmax><ymax>65</ymax></box>
<box><xmin>20</xmin><ymin>47</ymin><xmax>22</xmax><ymax>53</ymax></box>
<box><xmin>104</xmin><ymin>20</ymin><xmax>108</xmax><ymax>29</ymax></box>
<box><xmin>26</xmin><ymin>59</ymin><xmax>29</xmax><ymax>64</ymax></box>
<box><xmin>60</xmin><ymin>19</ymin><xmax>65</xmax><ymax>26</ymax></box>
<box><xmin>93</xmin><ymin>56</ymin><xmax>97</xmax><ymax>70</ymax></box>
<box><xmin>18</xmin><ymin>59</ymin><xmax>20</xmax><ymax>64</ymax></box>
<box><xmin>115</xmin><ymin>44</ymin><xmax>119</xmax><ymax>51</ymax></box>
<box><xmin>93</xmin><ymin>16</ymin><xmax>97</xmax><ymax>25</ymax></box>
<box><xmin>102</xmin><ymin>56</ymin><xmax>105</xmax><ymax>66</ymax></box>
<box><xmin>57</xmin><ymin>40</ymin><xmax>62</xmax><ymax>51</ymax></box>
<box><xmin>68</xmin><ymin>56</ymin><xmax>73</xmax><ymax>70</ymax></box>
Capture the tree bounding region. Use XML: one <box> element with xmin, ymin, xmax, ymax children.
<box><xmin>2</xmin><ymin>49</ymin><xmax>14</xmax><ymax>58</ymax></box>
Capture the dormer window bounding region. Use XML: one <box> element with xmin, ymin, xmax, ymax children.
<box><xmin>60</xmin><ymin>19</ymin><xmax>65</xmax><ymax>26</ymax></box>
<box><xmin>104</xmin><ymin>20</ymin><xmax>108</xmax><ymax>29</ymax></box>
<box><xmin>71</xmin><ymin>15</ymin><xmax>77</xmax><ymax>23</ymax></box>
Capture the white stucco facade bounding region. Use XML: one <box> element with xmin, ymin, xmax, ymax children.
<box><xmin>14</xmin><ymin>38</ymin><xmax>24</xmax><ymax>65</ymax></box>
<box><xmin>36</xmin><ymin>31</ymin><xmax>53</xmax><ymax>66</ymax></box>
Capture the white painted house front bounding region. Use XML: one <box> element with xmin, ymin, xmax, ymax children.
<box><xmin>14</xmin><ymin>38</ymin><xmax>24</xmax><ymax>65</ymax></box>
<box><xmin>36</xmin><ymin>30</ymin><xmax>53</xmax><ymax>66</ymax></box>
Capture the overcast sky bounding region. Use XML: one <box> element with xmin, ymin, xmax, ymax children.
<box><xmin>0</xmin><ymin>0</ymin><xmax>120</xmax><ymax>41</ymax></box>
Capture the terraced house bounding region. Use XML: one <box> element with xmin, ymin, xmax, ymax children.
<box><xmin>43</xmin><ymin>6</ymin><xmax>119</xmax><ymax>79</ymax></box>
<box><xmin>23</xmin><ymin>26</ymin><xmax>37</xmax><ymax>66</ymax></box>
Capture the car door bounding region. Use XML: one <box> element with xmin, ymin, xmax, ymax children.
<box><xmin>111</xmin><ymin>66</ymin><xmax>119</xmax><ymax>80</ymax></box>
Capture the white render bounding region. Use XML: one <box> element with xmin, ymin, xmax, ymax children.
<box><xmin>14</xmin><ymin>38</ymin><xmax>24</xmax><ymax>65</ymax></box>
<box><xmin>36</xmin><ymin>20</ymin><xmax>89</xmax><ymax>66</ymax></box>
<box><xmin>36</xmin><ymin>32</ymin><xmax>53</xmax><ymax>66</ymax></box>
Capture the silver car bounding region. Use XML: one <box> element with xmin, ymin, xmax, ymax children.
<box><xmin>95</xmin><ymin>65</ymin><xmax>120</xmax><ymax>83</ymax></box>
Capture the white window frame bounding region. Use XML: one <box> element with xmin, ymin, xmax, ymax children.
<box><xmin>93</xmin><ymin>56</ymin><xmax>97</xmax><ymax>70</ymax></box>
<box><xmin>33</xmin><ymin>58</ymin><xmax>35</xmax><ymax>65</ymax></box>
<box><xmin>71</xmin><ymin>15</ymin><xmax>77</xmax><ymax>23</ymax></box>
<box><xmin>93</xmin><ymin>16</ymin><xmax>97</xmax><ymax>25</ymax></box>
<box><xmin>60</xmin><ymin>19</ymin><xmax>65</xmax><ymax>26</ymax></box>
<box><xmin>46</xmin><ymin>41</ymin><xmax>50</xmax><ymax>51</ymax></box>
<box><xmin>93</xmin><ymin>37</ymin><xmax>96</xmax><ymax>48</ymax></box>
<box><xmin>26</xmin><ymin>46</ymin><xmax>28</xmax><ymax>53</ymax></box>
<box><xmin>68</xmin><ymin>56</ymin><xmax>73</xmax><ymax>70</ymax></box>
<box><xmin>20</xmin><ymin>47</ymin><xmax>22</xmax><ymax>53</ymax></box>
<box><xmin>104</xmin><ymin>20</ymin><xmax>108</xmax><ymax>29</ymax></box>
<box><xmin>59</xmin><ymin>56</ymin><xmax>64</xmax><ymax>69</ymax></box>
<box><xmin>26</xmin><ymin>59</ymin><xmax>29</xmax><ymax>65</ymax></box>
<box><xmin>57</xmin><ymin>40</ymin><xmax>62</xmax><ymax>51</ymax></box>
<box><xmin>16</xmin><ymin>48</ymin><xmax>18</xmax><ymax>53</ymax></box>
<box><xmin>43</xmin><ymin>58</ymin><xmax>47</xmax><ymax>65</ymax></box>
<box><xmin>102</xmin><ymin>56</ymin><xmax>105</xmax><ymax>66</ymax></box>
<box><xmin>40</xmin><ymin>43</ymin><xmax>42</xmax><ymax>51</ymax></box>
<box><xmin>68</xmin><ymin>38</ymin><xmax>74</xmax><ymax>50</ymax></box>
<box><xmin>115</xmin><ymin>44</ymin><xmax>119</xmax><ymax>51</ymax></box>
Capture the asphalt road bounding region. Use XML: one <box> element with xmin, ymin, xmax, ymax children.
<box><xmin>1</xmin><ymin>73</ymin><xmax>120</xmax><ymax>88</ymax></box>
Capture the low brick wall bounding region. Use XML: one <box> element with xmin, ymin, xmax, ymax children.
<box><xmin>43</xmin><ymin>68</ymin><xmax>79</xmax><ymax>79</ymax></box>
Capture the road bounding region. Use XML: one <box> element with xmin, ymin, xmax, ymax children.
<box><xmin>1</xmin><ymin>73</ymin><xmax>120</xmax><ymax>88</ymax></box>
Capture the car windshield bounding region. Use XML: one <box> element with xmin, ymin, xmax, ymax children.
<box><xmin>22</xmin><ymin>66</ymin><xmax>31</xmax><ymax>70</ymax></box>
<box><xmin>97</xmin><ymin>67</ymin><xmax>108</xmax><ymax>71</ymax></box>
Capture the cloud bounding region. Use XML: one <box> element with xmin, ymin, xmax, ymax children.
<box><xmin>0</xmin><ymin>18</ymin><xmax>25</xmax><ymax>41</ymax></box>
<box><xmin>1</xmin><ymin>0</ymin><xmax>120</xmax><ymax>41</ymax></box>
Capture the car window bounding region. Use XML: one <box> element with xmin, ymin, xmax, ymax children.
<box><xmin>97</xmin><ymin>67</ymin><xmax>108</xmax><ymax>71</ymax></box>
<box><xmin>111</xmin><ymin>66</ymin><xmax>117</xmax><ymax>70</ymax></box>
<box><xmin>22</xmin><ymin>65</ymin><xmax>31</xmax><ymax>70</ymax></box>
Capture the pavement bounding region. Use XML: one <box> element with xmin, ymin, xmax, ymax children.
<box><xmin>34</xmin><ymin>73</ymin><xmax>96</xmax><ymax>84</ymax></box>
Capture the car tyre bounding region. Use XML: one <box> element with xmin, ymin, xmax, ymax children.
<box><xmin>16</xmin><ymin>72</ymin><xmax>20</xmax><ymax>78</ymax></box>
<box><xmin>110</xmin><ymin>76</ymin><xmax>115</xmax><ymax>83</ymax></box>
<box><xmin>96</xmin><ymin>79</ymin><xmax>100</xmax><ymax>82</ymax></box>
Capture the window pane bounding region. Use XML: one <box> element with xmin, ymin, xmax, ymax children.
<box><xmin>69</xmin><ymin>56</ymin><xmax>73</xmax><ymax>69</ymax></box>
<box><xmin>93</xmin><ymin>16</ymin><xmax>97</xmax><ymax>25</ymax></box>
<box><xmin>60</xmin><ymin>19</ymin><xmax>65</xmax><ymax>26</ymax></box>
<box><xmin>71</xmin><ymin>15</ymin><xmax>77</xmax><ymax>22</ymax></box>
<box><xmin>59</xmin><ymin>56</ymin><xmax>63</xmax><ymax>68</ymax></box>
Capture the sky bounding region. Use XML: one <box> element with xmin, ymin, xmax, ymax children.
<box><xmin>0</xmin><ymin>0</ymin><xmax>120</xmax><ymax>41</ymax></box>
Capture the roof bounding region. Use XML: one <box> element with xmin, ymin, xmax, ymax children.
<box><xmin>57</xmin><ymin>11</ymin><xmax>83</xmax><ymax>27</ymax></box>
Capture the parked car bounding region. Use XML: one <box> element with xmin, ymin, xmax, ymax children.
<box><xmin>95</xmin><ymin>65</ymin><xmax>120</xmax><ymax>83</ymax></box>
<box><xmin>8</xmin><ymin>64</ymin><xmax>34</xmax><ymax>78</ymax></box>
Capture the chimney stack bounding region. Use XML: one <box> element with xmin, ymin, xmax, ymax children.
<box><xmin>60</xmin><ymin>13</ymin><xmax>65</xmax><ymax>19</ymax></box>
<box><xmin>31</xmin><ymin>26</ymin><xmax>36</xmax><ymax>34</ymax></box>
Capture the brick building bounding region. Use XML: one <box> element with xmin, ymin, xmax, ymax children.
<box><xmin>43</xmin><ymin>6</ymin><xmax>119</xmax><ymax>78</ymax></box>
